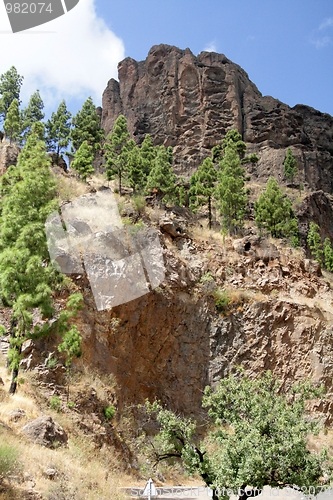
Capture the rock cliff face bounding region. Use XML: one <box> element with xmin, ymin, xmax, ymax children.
<box><xmin>69</xmin><ymin>217</ymin><xmax>333</xmax><ymax>420</ymax></box>
<box><xmin>101</xmin><ymin>44</ymin><xmax>333</xmax><ymax>192</ymax></box>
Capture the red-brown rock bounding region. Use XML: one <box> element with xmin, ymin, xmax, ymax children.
<box><xmin>101</xmin><ymin>44</ymin><xmax>333</xmax><ymax>192</ymax></box>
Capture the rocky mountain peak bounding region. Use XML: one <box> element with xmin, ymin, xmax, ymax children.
<box><xmin>101</xmin><ymin>44</ymin><xmax>333</xmax><ymax>193</ymax></box>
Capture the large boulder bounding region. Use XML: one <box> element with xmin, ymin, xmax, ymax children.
<box><xmin>22</xmin><ymin>416</ymin><xmax>68</xmax><ymax>448</ymax></box>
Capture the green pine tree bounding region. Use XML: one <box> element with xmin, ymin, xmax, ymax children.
<box><xmin>20</xmin><ymin>90</ymin><xmax>44</xmax><ymax>142</ymax></box>
<box><xmin>4</xmin><ymin>98</ymin><xmax>21</xmax><ymax>144</ymax></box>
<box><xmin>307</xmin><ymin>222</ymin><xmax>324</xmax><ymax>265</ymax></box>
<box><xmin>0</xmin><ymin>126</ymin><xmax>59</xmax><ymax>394</ymax></box>
<box><xmin>127</xmin><ymin>141</ymin><xmax>146</xmax><ymax>193</ymax></box>
<box><xmin>254</xmin><ymin>177</ymin><xmax>299</xmax><ymax>242</ymax></box>
<box><xmin>0</xmin><ymin>66</ymin><xmax>23</xmax><ymax>124</ymax></box>
<box><xmin>140</xmin><ymin>134</ymin><xmax>156</xmax><ymax>177</ymax></box>
<box><xmin>215</xmin><ymin>131</ymin><xmax>248</xmax><ymax>233</ymax></box>
<box><xmin>189</xmin><ymin>157</ymin><xmax>217</xmax><ymax>229</ymax></box>
<box><xmin>70</xmin><ymin>97</ymin><xmax>104</xmax><ymax>152</ymax></box>
<box><xmin>71</xmin><ymin>140</ymin><xmax>94</xmax><ymax>182</ymax></box>
<box><xmin>146</xmin><ymin>145</ymin><xmax>176</xmax><ymax>205</ymax></box>
<box><xmin>104</xmin><ymin>115</ymin><xmax>131</xmax><ymax>195</ymax></box>
<box><xmin>323</xmin><ymin>238</ymin><xmax>333</xmax><ymax>272</ymax></box>
<box><xmin>284</xmin><ymin>147</ymin><xmax>297</xmax><ymax>184</ymax></box>
<box><xmin>45</xmin><ymin>100</ymin><xmax>72</xmax><ymax>164</ymax></box>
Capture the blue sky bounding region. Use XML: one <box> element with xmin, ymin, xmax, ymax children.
<box><xmin>96</xmin><ymin>0</ymin><xmax>333</xmax><ymax>115</ymax></box>
<box><xmin>0</xmin><ymin>0</ymin><xmax>332</xmax><ymax>118</ymax></box>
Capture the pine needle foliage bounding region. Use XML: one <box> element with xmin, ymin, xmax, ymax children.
<box><xmin>0</xmin><ymin>125</ymin><xmax>60</xmax><ymax>393</ymax></box>
<box><xmin>189</xmin><ymin>157</ymin><xmax>217</xmax><ymax>229</ymax></box>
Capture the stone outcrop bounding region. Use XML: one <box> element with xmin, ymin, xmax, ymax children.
<box><xmin>22</xmin><ymin>416</ymin><xmax>68</xmax><ymax>448</ymax></box>
<box><xmin>296</xmin><ymin>190</ymin><xmax>333</xmax><ymax>251</ymax></box>
<box><xmin>101</xmin><ymin>44</ymin><xmax>333</xmax><ymax>192</ymax></box>
<box><xmin>0</xmin><ymin>141</ymin><xmax>20</xmax><ymax>175</ymax></box>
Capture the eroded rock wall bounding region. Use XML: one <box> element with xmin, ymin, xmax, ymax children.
<box><xmin>101</xmin><ymin>44</ymin><xmax>333</xmax><ymax>192</ymax></box>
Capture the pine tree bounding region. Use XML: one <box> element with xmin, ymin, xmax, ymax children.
<box><xmin>127</xmin><ymin>141</ymin><xmax>146</xmax><ymax>193</ymax></box>
<box><xmin>284</xmin><ymin>147</ymin><xmax>297</xmax><ymax>184</ymax></box>
<box><xmin>146</xmin><ymin>146</ymin><xmax>176</xmax><ymax>205</ymax></box>
<box><xmin>323</xmin><ymin>238</ymin><xmax>333</xmax><ymax>272</ymax></box>
<box><xmin>104</xmin><ymin>115</ymin><xmax>131</xmax><ymax>195</ymax></box>
<box><xmin>45</xmin><ymin>100</ymin><xmax>72</xmax><ymax>164</ymax></box>
<box><xmin>215</xmin><ymin>131</ymin><xmax>248</xmax><ymax>233</ymax></box>
<box><xmin>70</xmin><ymin>97</ymin><xmax>104</xmax><ymax>152</ymax></box>
<box><xmin>140</xmin><ymin>134</ymin><xmax>156</xmax><ymax>177</ymax></box>
<box><xmin>20</xmin><ymin>90</ymin><xmax>45</xmax><ymax>143</ymax></box>
<box><xmin>307</xmin><ymin>222</ymin><xmax>324</xmax><ymax>265</ymax></box>
<box><xmin>0</xmin><ymin>66</ymin><xmax>23</xmax><ymax>124</ymax></box>
<box><xmin>189</xmin><ymin>157</ymin><xmax>217</xmax><ymax>229</ymax></box>
<box><xmin>255</xmin><ymin>177</ymin><xmax>299</xmax><ymax>241</ymax></box>
<box><xmin>4</xmin><ymin>98</ymin><xmax>21</xmax><ymax>143</ymax></box>
<box><xmin>71</xmin><ymin>140</ymin><xmax>94</xmax><ymax>182</ymax></box>
<box><xmin>0</xmin><ymin>125</ymin><xmax>59</xmax><ymax>394</ymax></box>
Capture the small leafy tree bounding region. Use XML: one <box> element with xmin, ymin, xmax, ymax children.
<box><xmin>254</xmin><ymin>177</ymin><xmax>299</xmax><ymax>243</ymax></box>
<box><xmin>307</xmin><ymin>222</ymin><xmax>324</xmax><ymax>266</ymax></box>
<box><xmin>0</xmin><ymin>66</ymin><xmax>23</xmax><ymax>124</ymax></box>
<box><xmin>3</xmin><ymin>98</ymin><xmax>21</xmax><ymax>143</ymax></box>
<box><xmin>71</xmin><ymin>140</ymin><xmax>94</xmax><ymax>181</ymax></box>
<box><xmin>45</xmin><ymin>99</ymin><xmax>71</xmax><ymax>164</ymax></box>
<box><xmin>146</xmin><ymin>145</ymin><xmax>176</xmax><ymax>205</ymax></box>
<box><xmin>70</xmin><ymin>96</ymin><xmax>104</xmax><ymax>152</ymax></box>
<box><xmin>144</xmin><ymin>371</ymin><xmax>331</xmax><ymax>500</ymax></box>
<box><xmin>284</xmin><ymin>147</ymin><xmax>297</xmax><ymax>184</ymax></box>
<box><xmin>189</xmin><ymin>157</ymin><xmax>217</xmax><ymax>229</ymax></box>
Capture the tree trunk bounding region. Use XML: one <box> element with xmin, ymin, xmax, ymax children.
<box><xmin>208</xmin><ymin>195</ymin><xmax>212</xmax><ymax>229</ymax></box>
<box><xmin>119</xmin><ymin>170</ymin><xmax>122</xmax><ymax>196</ymax></box>
<box><xmin>9</xmin><ymin>365</ymin><xmax>19</xmax><ymax>394</ymax></box>
<box><xmin>8</xmin><ymin>318</ymin><xmax>20</xmax><ymax>395</ymax></box>
<box><xmin>238</xmin><ymin>485</ymin><xmax>262</xmax><ymax>500</ymax></box>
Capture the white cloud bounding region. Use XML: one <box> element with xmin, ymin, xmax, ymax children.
<box><xmin>319</xmin><ymin>17</ymin><xmax>333</xmax><ymax>30</ymax></box>
<box><xmin>203</xmin><ymin>41</ymin><xmax>217</xmax><ymax>53</ymax></box>
<box><xmin>0</xmin><ymin>0</ymin><xmax>125</xmax><ymax>108</ymax></box>
<box><xmin>311</xmin><ymin>36</ymin><xmax>332</xmax><ymax>49</ymax></box>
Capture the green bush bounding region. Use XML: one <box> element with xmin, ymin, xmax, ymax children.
<box><xmin>213</xmin><ymin>289</ymin><xmax>231</xmax><ymax>313</ymax></box>
<box><xmin>0</xmin><ymin>444</ymin><xmax>21</xmax><ymax>480</ymax></box>
<box><xmin>200</xmin><ymin>271</ymin><xmax>214</xmax><ymax>284</ymax></box>
<box><xmin>49</xmin><ymin>395</ymin><xmax>61</xmax><ymax>412</ymax></box>
<box><xmin>103</xmin><ymin>405</ymin><xmax>116</xmax><ymax>420</ymax></box>
<box><xmin>132</xmin><ymin>195</ymin><xmax>146</xmax><ymax>214</ymax></box>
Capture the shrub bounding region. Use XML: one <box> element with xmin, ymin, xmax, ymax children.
<box><xmin>213</xmin><ymin>289</ymin><xmax>231</xmax><ymax>313</ymax></box>
<box><xmin>103</xmin><ymin>405</ymin><xmax>116</xmax><ymax>420</ymax></box>
<box><xmin>132</xmin><ymin>195</ymin><xmax>146</xmax><ymax>215</ymax></box>
<box><xmin>0</xmin><ymin>444</ymin><xmax>21</xmax><ymax>481</ymax></box>
<box><xmin>200</xmin><ymin>271</ymin><xmax>214</xmax><ymax>284</ymax></box>
<box><xmin>49</xmin><ymin>395</ymin><xmax>61</xmax><ymax>412</ymax></box>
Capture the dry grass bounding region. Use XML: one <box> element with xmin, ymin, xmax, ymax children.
<box><xmin>55</xmin><ymin>175</ymin><xmax>89</xmax><ymax>202</ymax></box>
<box><xmin>0</xmin><ymin>363</ymin><xmax>134</xmax><ymax>499</ymax></box>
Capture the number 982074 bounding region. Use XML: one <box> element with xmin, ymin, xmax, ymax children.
<box><xmin>5</xmin><ymin>3</ymin><xmax>53</xmax><ymax>14</ymax></box>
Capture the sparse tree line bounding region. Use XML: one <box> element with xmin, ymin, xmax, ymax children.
<box><xmin>0</xmin><ymin>66</ymin><xmax>103</xmax><ymax>176</ymax></box>
<box><xmin>106</xmin><ymin>117</ymin><xmax>302</xmax><ymax>245</ymax></box>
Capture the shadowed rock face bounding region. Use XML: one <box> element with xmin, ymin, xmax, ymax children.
<box><xmin>101</xmin><ymin>44</ymin><xmax>333</xmax><ymax>192</ymax></box>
